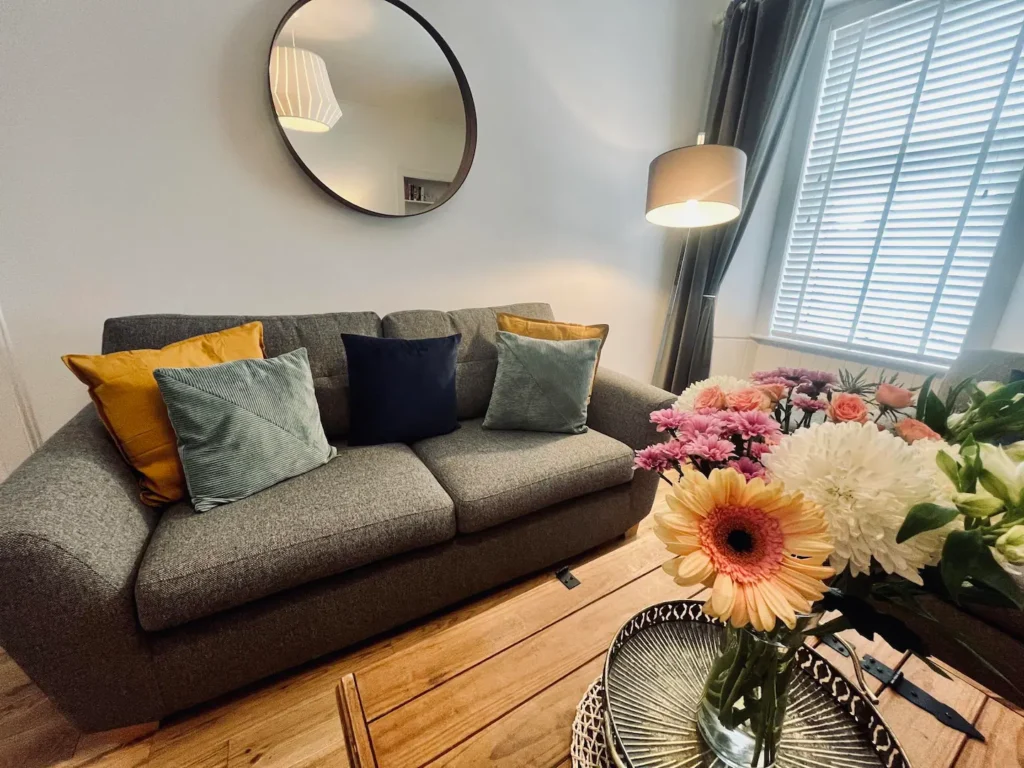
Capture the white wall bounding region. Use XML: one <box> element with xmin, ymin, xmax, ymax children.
<box><xmin>0</xmin><ymin>0</ymin><xmax>722</xmax><ymax>443</ymax></box>
<box><xmin>992</xmin><ymin>251</ymin><xmax>1024</xmax><ymax>354</ymax></box>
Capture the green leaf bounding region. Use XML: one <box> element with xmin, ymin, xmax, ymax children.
<box><xmin>941</xmin><ymin>529</ymin><xmax>1024</xmax><ymax>608</ymax></box>
<box><xmin>921</xmin><ymin>389</ymin><xmax>949</xmax><ymax>435</ymax></box>
<box><xmin>979</xmin><ymin>469</ymin><xmax>1013</xmax><ymax>505</ymax></box>
<box><xmin>977</xmin><ymin>379</ymin><xmax>1024</xmax><ymax>418</ymax></box>
<box><xmin>968</xmin><ymin>382</ymin><xmax>988</xmax><ymax>407</ymax></box>
<box><xmin>916</xmin><ymin>374</ymin><xmax>936</xmax><ymax>420</ymax></box>
<box><xmin>897</xmin><ymin>504</ymin><xmax>959</xmax><ymax>543</ymax></box>
<box><xmin>944</xmin><ymin>376</ymin><xmax>976</xmax><ymax>414</ymax></box>
<box><xmin>960</xmin><ymin>436</ymin><xmax>980</xmax><ymax>493</ymax></box>
<box><xmin>935</xmin><ymin>450</ymin><xmax>962</xmax><ymax>492</ymax></box>
<box><xmin>941</xmin><ymin>531</ymin><xmax>976</xmax><ymax>603</ymax></box>
<box><xmin>805</xmin><ymin>616</ymin><xmax>853</xmax><ymax>637</ymax></box>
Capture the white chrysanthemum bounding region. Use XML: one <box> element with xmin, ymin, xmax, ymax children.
<box><xmin>909</xmin><ymin>439</ymin><xmax>962</xmax><ymax>502</ymax></box>
<box><xmin>763</xmin><ymin>422</ymin><xmax>950</xmax><ymax>584</ymax></box>
<box><xmin>674</xmin><ymin>375</ymin><xmax>752</xmax><ymax>411</ymax></box>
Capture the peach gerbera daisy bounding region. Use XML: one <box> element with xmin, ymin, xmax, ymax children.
<box><xmin>655</xmin><ymin>468</ymin><xmax>834</xmax><ymax>631</ymax></box>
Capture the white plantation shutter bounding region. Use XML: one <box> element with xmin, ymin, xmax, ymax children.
<box><xmin>771</xmin><ymin>0</ymin><xmax>1024</xmax><ymax>364</ymax></box>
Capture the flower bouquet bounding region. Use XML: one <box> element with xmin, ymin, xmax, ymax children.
<box><xmin>636</xmin><ymin>368</ymin><xmax>1024</xmax><ymax>768</ymax></box>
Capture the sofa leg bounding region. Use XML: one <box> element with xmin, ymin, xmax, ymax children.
<box><xmin>623</xmin><ymin>523</ymin><xmax>640</xmax><ymax>540</ymax></box>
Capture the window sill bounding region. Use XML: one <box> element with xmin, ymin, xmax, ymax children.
<box><xmin>750</xmin><ymin>335</ymin><xmax>950</xmax><ymax>376</ymax></box>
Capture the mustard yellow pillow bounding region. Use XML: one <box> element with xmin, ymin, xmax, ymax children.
<box><xmin>63</xmin><ymin>322</ymin><xmax>265</xmax><ymax>506</ymax></box>
<box><xmin>496</xmin><ymin>313</ymin><xmax>609</xmax><ymax>394</ymax></box>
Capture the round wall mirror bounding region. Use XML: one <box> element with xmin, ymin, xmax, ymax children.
<box><xmin>268</xmin><ymin>0</ymin><xmax>476</xmax><ymax>217</ymax></box>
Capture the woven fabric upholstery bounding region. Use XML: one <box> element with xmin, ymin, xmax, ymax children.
<box><xmin>413</xmin><ymin>418</ymin><xmax>633</xmax><ymax>533</ymax></box>
<box><xmin>102</xmin><ymin>312</ymin><xmax>382</xmax><ymax>437</ymax></box>
<box><xmin>586</xmin><ymin>368</ymin><xmax>677</xmax><ymax>450</ymax></box>
<box><xmin>155</xmin><ymin>348</ymin><xmax>336</xmax><ymax>512</ymax></box>
<box><xmin>135</xmin><ymin>442</ymin><xmax>454</xmax><ymax>631</ymax></box>
<box><xmin>483</xmin><ymin>332</ymin><xmax>601</xmax><ymax>434</ymax></box>
<box><xmin>382</xmin><ymin>303</ymin><xmax>554</xmax><ymax>419</ymax></box>
<box><xmin>939</xmin><ymin>348</ymin><xmax>1024</xmax><ymax>404</ymax></box>
<box><xmin>0</xmin><ymin>408</ymin><xmax>164</xmax><ymax>730</ymax></box>
<box><xmin>149</xmin><ymin>482</ymin><xmax>639</xmax><ymax>714</ymax></box>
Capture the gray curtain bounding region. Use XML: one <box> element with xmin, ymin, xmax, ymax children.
<box><xmin>654</xmin><ymin>0</ymin><xmax>824</xmax><ymax>393</ymax></box>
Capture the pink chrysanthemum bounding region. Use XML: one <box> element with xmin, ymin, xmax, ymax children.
<box><xmin>683</xmin><ymin>434</ymin><xmax>736</xmax><ymax>462</ymax></box>
<box><xmin>634</xmin><ymin>444</ymin><xmax>672</xmax><ymax>472</ymax></box>
<box><xmin>678</xmin><ymin>412</ymin><xmax>728</xmax><ymax>440</ymax></box>
<box><xmin>751</xmin><ymin>373</ymin><xmax>793</xmax><ymax>387</ymax></box>
<box><xmin>801</xmin><ymin>369</ymin><xmax>838</xmax><ymax>385</ymax></box>
<box><xmin>722</xmin><ymin>410</ymin><xmax>782</xmax><ymax>440</ymax></box>
<box><xmin>750</xmin><ymin>440</ymin><xmax>777</xmax><ymax>460</ymax></box>
<box><xmin>728</xmin><ymin>457</ymin><xmax>768</xmax><ymax>481</ymax></box>
<box><xmin>792</xmin><ymin>393</ymin><xmax>828</xmax><ymax>412</ymax></box>
<box><xmin>650</xmin><ymin>408</ymin><xmax>690</xmax><ymax>433</ymax></box>
<box><xmin>661</xmin><ymin>439</ymin><xmax>691</xmax><ymax>463</ymax></box>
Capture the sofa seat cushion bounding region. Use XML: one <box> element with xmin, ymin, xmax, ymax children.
<box><xmin>412</xmin><ymin>419</ymin><xmax>634</xmax><ymax>534</ymax></box>
<box><xmin>135</xmin><ymin>443</ymin><xmax>455</xmax><ymax>631</ymax></box>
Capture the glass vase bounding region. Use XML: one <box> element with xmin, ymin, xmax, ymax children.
<box><xmin>697</xmin><ymin>615</ymin><xmax>820</xmax><ymax>768</ymax></box>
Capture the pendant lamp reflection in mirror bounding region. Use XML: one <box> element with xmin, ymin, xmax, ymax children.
<box><xmin>269</xmin><ymin>39</ymin><xmax>342</xmax><ymax>133</ymax></box>
<box><xmin>646</xmin><ymin>134</ymin><xmax>746</xmax><ymax>228</ymax></box>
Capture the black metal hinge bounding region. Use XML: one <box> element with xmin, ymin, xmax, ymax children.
<box><xmin>555</xmin><ymin>566</ymin><xmax>580</xmax><ymax>590</ymax></box>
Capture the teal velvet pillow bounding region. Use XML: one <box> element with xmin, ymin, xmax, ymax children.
<box><xmin>483</xmin><ymin>331</ymin><xmax>601</xmax><ymax>434</ymax></box>
<box><xmin>154</xmin><ymin>347</ymin><xmax>336</xmax><ymax>512</ymax></box>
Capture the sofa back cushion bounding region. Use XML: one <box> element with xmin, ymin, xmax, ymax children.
<box><xmin>381</xmin><ymin>303</ymin><xmax>554</xmax><ymax>419</ymax></box>
<box><xmin>103</xmin><ymin>313</ymin><xmax>382</xmax><ymax>438</ymax></box>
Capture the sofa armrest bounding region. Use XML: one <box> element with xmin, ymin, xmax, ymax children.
<box><xmin>587</xmin><ymin>369</ymin><xmax>676</xmax><ymax>450</ymax></box>
<box><xmin>0</xmin><ymin>407</ymin><xmax>164</xmax><ymax>729</ymax></box>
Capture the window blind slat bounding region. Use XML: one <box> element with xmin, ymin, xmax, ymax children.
<box><xmin>770</xmin><ymin>0</ymin><xmax>1024</xmax><ymax>363</ymax></box>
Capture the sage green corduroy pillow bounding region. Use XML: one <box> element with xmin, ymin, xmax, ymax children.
<box><xmin>154</xmin><ymin>347</ymin><xmax>336</xmax><ymax>512</ymax></box>
<box><xmin>482</xmin><ymin>331</ymin><xmax>602</xmax><ymax>434</ymax></box>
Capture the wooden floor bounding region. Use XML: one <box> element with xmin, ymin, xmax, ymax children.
<box><xmin>0</xmin><ymin>487</ymin><xmax>1022</xmax><ymax>768</ymax></box>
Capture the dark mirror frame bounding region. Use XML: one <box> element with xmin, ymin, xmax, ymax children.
<box><xmin>268</xmin><ymin>0</ymin><xmax>478</xmax><ymax>218</ymax></box>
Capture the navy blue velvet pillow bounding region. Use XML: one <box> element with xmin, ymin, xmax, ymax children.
<box><xmin>342</xmin><ymin>333</ymin><xmax>461</xmax><ymax>446</ymax></box>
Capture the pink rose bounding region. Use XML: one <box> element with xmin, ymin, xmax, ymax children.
<box><xmin>828</xmin><ymin>393</ymin><xmax>869</xmax><ymax>424</ymax></box>
<box><xmin>693</xmin><ymin>385</ymin><xmax>727</xmax><ymax>411</ymax></box>
<box><xmin>895</xmin><ymin>418</ymin><xmax>941</xmax><ymax>444</ymax></box>
<box><xmin>756</xmin><ymin>383</ymin><xmax>787</xmax><ymax>403</ymax></box>
<box><xmin>725</xmin><ymin>387</ymin><xmax>771</xmax><ymax>412</ymax></box>
<box><xmin>876</xmin><ymin>383</ymin><xmax>915</xmax><ymax>410</ymax></box>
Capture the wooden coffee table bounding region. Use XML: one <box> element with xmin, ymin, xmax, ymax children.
<box><xmin>330</xmin><ymin>501</ymin><xmax>1023</xmax><ymax>768</ymax></box>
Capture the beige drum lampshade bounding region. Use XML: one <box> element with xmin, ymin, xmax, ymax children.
<box><xmin>646</xmin><ymin>143</ymin><xmax>746</xmax><ymax>228</ymax></box>
<box><xmin>269</xmin><ymin>45</ymin><xmax>343</xmax><ymax>133</ymax></box>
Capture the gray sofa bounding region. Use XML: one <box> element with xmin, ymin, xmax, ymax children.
<box><xmin>0</xmin><ymin>303</ymin><xmax>674</xmax><ymax>731</ymax></box>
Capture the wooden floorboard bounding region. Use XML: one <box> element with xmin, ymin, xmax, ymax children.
<box><xmin>367</xmin><ymin>570</ymin><xmax>697</xmax><ymax>768</ymax></box>
<box><xmin>337</xmin><ymin>676</ymin><xmax>374</xmax><ymax>768</ymax></box>
<box><xmin>358</xmin><ymin>531</ymin><xmax>668</xmax><ymax>720</ymax></box>
<box><xmin>955</xmin><ymin>698</ymin><xmax>1024</xmax><ymax>767</ymax></box>
<box><xmin>425</xmin><ymin>656</ymin><xmax>604</xmax><ymax>768</ymax></box>
<box><xmin>878</xmin><ymin>654</ymin><xmax>987</xmax><ymax>768</ymax></box>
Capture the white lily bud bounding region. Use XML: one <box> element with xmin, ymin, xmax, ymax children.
<box><xmin>996</xmin><ymin>526</ymin><xmax>1024</xmax><ymax>565</ymax></box>
<box><xmin>952</xmin><ymin>492</ymin><xmax>1004</xmax><ymax>518</ymax></box>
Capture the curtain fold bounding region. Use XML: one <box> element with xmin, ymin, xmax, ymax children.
<box><xmin>654</xmin><ymin>0</ymin><xmax>825</xmax><ymax>393</ymax></box>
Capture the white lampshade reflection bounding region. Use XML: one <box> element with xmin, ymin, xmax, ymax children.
<box><xmin>269</xmin><ymin>45</ymin><xmax>342</xmax><ymax>133</ymax></box>
<box><xmin>646</xmin><ymin>143</ymin><xmax>746</xmax><ymax>228</ymax></box>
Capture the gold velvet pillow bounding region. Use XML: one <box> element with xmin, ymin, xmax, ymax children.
<box><xmin>63</xmin><ymin>322</ymin><xmax>265</xmax><ymax>506</ymax></box>
<box><xmin>496</xmin><ymin>313</ymin><xmax>609</xmax><ymax>394</ymax></box>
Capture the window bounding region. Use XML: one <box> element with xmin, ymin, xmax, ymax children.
<box><xmin>769</xmin><ymin>0</ymin><xmax>1024</xmax><ymax>365</ymax></box>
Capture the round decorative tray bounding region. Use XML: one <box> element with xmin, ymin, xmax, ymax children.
<box><xmin>594</xmin><ymin>600</ymin><xmax>909</xmax><ymax>768</ymax></box>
